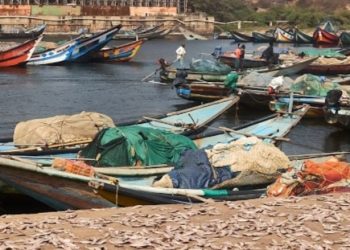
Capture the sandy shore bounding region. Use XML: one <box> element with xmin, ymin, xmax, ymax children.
<box><xmin>0</xmin><ymin>194</ymin><xmax>350</xmax><ymax>249</ymax></box>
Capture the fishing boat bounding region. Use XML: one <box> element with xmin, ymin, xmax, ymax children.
<box><xmin>313</xmin><ymin>21</ymin><xmax>339</xmax><ymax>45</ymax></box>
<box><xmin>179</xmin><ymin>27</ymin><xmax>208</xmax><ymax>40</ymax></box>
<box><xmin>27</xmin><ymin>39</ymin><xmax>77</xmax><ymax>65</ymax></box>
<box><xmin>0</xmin><ymin>24</ymin><xmax>46</xmax><ymax>39</ymax></box>
<box><xmin>0</xmin><ymin>106</ymin><xmax>309</xmax><ymax>209</ymax></box>
<box><xmin>90</xmin><ymin>39</ymin><xmax>144</xmax><ymax>62</ymax></box>
<box><xmin>27</xmin><ymin>25</ymin><xmax>122</xmax><ymax>65</ymax></box>
<box><xmin>301</xmin><ymin>63</ymin><xmax>350</xmax><ymax>75</ymax></box>
<box><xmin>340</xmin><ymin>32</ymin><xmax>350</xmax><ymax>45</ymax></box>
<box><xmin>294</xmin><ymin>29</ymin><xmax>314</xmax><ymax>44</ymax></box>
<box><xmin>218</xmin><ymin>54</ymin><xmax>268</xmax><ymax>69</ymax></box>
<box><xmin>89</xmin><ymin>106</ymin><xmax>311</xmax><ymax>206</ymax></box>
<box><xmin>176</xmin><ymin>82</ymin><xmax>231</xmax><ymax>102</ymax></box>
<box><xmin>68</xmin><ymin>25</ymin><xmax>122</xmax><ymax>62</ymax></box>
<box><xmin>252</xmin><ymin>32</ymin><xmax>275</xmax><ymax>43</ymax></box>
<box><xmin>274</xmin><ymin>27</ymin><xmax>294</xmax><ymax>43</ymax></box>
<box><xmin>160</xmin><ymin>67</ymin><xmax>230</xmax><ymax>83</ymax></box>
<box><xmin>231</xmin><ymin>30</ymin><xmax>253</xmax><ymax>43</ymax></box>
<box><xmin>0</xmin><ymin>36</ymin><xmax>42</xmax><ymax>67</ymax></box>
<box><xmin>0</xmin><ymin>97</ymin><xmax>239</xmax><ymax>155</ymax></box>
<box><xmin>113</xmin><ymin>27</ymin><xmax>172</xmax><ymax>40</ymax></box>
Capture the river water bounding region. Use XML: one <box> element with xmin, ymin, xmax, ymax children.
<box><xmin>0</xmin><ymin>38</ymin><xmax>349</xmax><ymax>213</ymax></box>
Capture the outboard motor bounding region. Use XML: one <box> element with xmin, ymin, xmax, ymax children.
<box><xmin>324</xmin><ymin>89</ymin><xmax>343</xmax><ymax>124</ymax></box>
<box><xmin>172</xmin><ymin>69</ymin><xmax>188</xmax><ymax>89</ymax></box>
<box><xmin>325</xmin><ymin>89</ymin><xmax>343</xmax><ymax>110</ymax></box>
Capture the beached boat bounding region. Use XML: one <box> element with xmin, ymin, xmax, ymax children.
<box><xmin>274</xmin><ymin>27</ymin><xmax>294</xmax><ymax>43</ymax></box>
<box><xmin>0</xmin><ymin>36</ymin><xmax>42</xmax><ymax>67</ymax></box>
<box><xmin>313</xmin><ymin>21</ymin><xmax>339</xmax><ymax>45</ymax></box>
<box><xmin>0</xmin><ymin>97</ymin><xmax>239</xmax><ymax>155</ymax></box>
<box><xmin>252</xmin><ymin>32</ymin><xmax>275</xmax><ymax>43</ymax></box>
<box><xmin>301</xmin><ymin>63</ymin><xmax>350</xmax><ymax>75</ymax></box>
<box><xmin>0</xmin><ymin>24</ymin><xmax>46</xmax><ymax>39</ymax></box>
<box><xmin>89</xmin><ymin>107</ymin><xmax>311</xmax><ymax>206</ymax></box>
<box><xmin>294</xmin><ymin>29</ymin><xmax>314</xmax><ymax>44</ymax></box>
<box><xmin>231</xmin><ymin>30</ymin><xmax>253</xmax><ymax>43</ymax></box>
<box><xmin>0</xmin><ymin>106</ymin><xmax>309</xmax><ymax>209</ymax></box>
<box><xmin>91</xmin><ymin>39</ymin><xmax>144</xmax><ymax>62</ymax></box>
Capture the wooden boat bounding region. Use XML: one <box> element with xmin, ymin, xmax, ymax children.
<box><xmin>179</xmin><ymin>27</ymin><xmax>207</xmax><ymax>40</ymax></box>
<box><xmin>90</xmin><ymin>107</ymin><xmax>311</xmax><ymax>206</ymax></box>
<box><xmin>176</xmin><ymin>82</ymin><xmax>231</xmax><ymax>102</ymax></box>
<box><xmin>160</xmin><ymin>68</ymin><xmax>229</xmax><ymax>83</ymax></box>
<box><xmin>28</xmin><ymin>25</ymin><xmax>122</xmax><ymax>65</ymax></box>
<box><xmin>270</xmin><ymin>96</ymin><xmax>326</xmax><ymax>118</ymax></box>
<box><xmin>294</xmin><ymin>29</ymin><xmax>314</xmax><ymax>44</ymax></box>
<box><xmin>231</xmin><ymin>30</ymin><xmax>253</xmax><ymax>43</ymax></box>
<box><xmin>313</xmin><ymin>22</ymin><xmax>339</xmax><ymax>45</ymax></box>
<box><xmin>0</xmin><ymin>36</ymin><xmax>42</xmax><ymax>67</ymax></box>
<box><xmin>0</xmin><ymin>97</ymin><xmax>239</xmax><ymax>155</ymax></box>
<box><xmin>0</xmin><ymin>106</ymin><xmax>309</xmax><ymax>209</ymax></box>
<box><xmin>113</xmin><ymin>27</ymin><xmax>171</xmax><ymax>40</ymax></box>
<box><xmin>260</xmin><ymin>57</ymin><xmax>319</xmax><ymax>77</ymax></box>
<box><xmin>28</xmin><ymin>39</ymin><xmax>77</xmax><ymax>65</ymax></box>
<box><xmin>218</xmin><ymin>54</ymin><xmax>268</xmax><ymax>69</ymax></box>
<box><xmin>215</xmin><ymin>32</ymin><xmax>233</xmax><ymax>39</ymax></box>
<box><xmin>91</xmin><ymin>39</ymin><xmax>144</xmax><ymax>62</ymax></box>
<box><xmin>252</xmin><ymin>32</ymin><xmax>275</xmax><ymax>43</ymax></box>
<box><xmin>301</xmin><ymin>63</ymin><xmax>350</xmax><ymax>75</ymax></box>
<box><xmin>0</xmin><ymin>24</ymin><xmax>46</xmax><ymax>39</ymax></box>
<box><xmin>68</xmin><ymin>25</ymin><xmax>122</xmax><ymax>62</ymax></box>
<box><xmin>274</xmin><ymin>27</ymin><xmax>294</xmax><ymax>43</ymax></box>
<box><xmin>340</xmin><ymin>32</ymin><xmax>350</xmax><ymax>45</ymax></box>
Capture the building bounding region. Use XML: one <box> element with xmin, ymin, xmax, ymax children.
<box><xmin>0</xmin><ymin>0</ymin><xmax>188</xmax><ymax>13</ymax></box>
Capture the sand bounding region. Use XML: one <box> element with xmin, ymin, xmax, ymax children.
<box><xmin>0</xmin><ymin>193</ymin><xmax>350</xmax><ymax>249</ymax></box>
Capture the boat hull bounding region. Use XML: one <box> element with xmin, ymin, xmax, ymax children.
<box><xmin>274</xmin><ymin>28</ymin><xmax>294</xmax><ymax>43</ymax></box>
<box><xmin>0</xmin><ymin>36</ymin><xmax>42</xmax><ymax>67</ymax></box>
<box><xmin>0</xmin><ymin>24</ymin><xmax>45</xmax><ymax>39</ymax></box>
<box><xmin>231</xmin><ymin>30</ymin><xmax>253</xmax><ymax>42</ymax></box>
<box><xmin>294</xmin><ymin>29</ymin><xmax>314</xmax><ymax>44</ymax></box>
<box><xmin>0</xmin><ymin>164</ymin><xmax>115</xmax><ymax>210</ymax></box>
<box><xmin>301</xmin><ymin>64</ymin><xmax>350</xmax><ymax>75</ymax></box>
<box><xmin>91</xmin><ymin>39</ymin><xmax>144</xmax><ymax>62</ymax></box>
<box><xmin>219</xmin><ymin>55</ymin><xmax>267</xmax><ymax>69</ymax></box>
<box><xmin>313</xmin><ymin>28</ymin><xmax>339</xmax><ymax>45</ymax></box>
<box><xmin>161</xmin><ymin>68</ymin><xmax>228</xmax><ymax>83</ymax></box>
<box><xmin>176</xmin><ymin>83</ymin><xmax>231</xmax><ymax>102</ymax></box>
<box><xmin>252</xmin><ymin>32</ymin><xmax>275</xmax><ymax>43</ymax></box>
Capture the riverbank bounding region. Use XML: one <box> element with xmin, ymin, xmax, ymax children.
<box><xmin>1</xmin><ymin>193</ymin><xmax>349</xmax><ymax>249</ymax></box>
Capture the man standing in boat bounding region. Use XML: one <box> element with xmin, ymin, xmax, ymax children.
<box><xmin>234</xmin><ymin>43</ymin><xmax>242</xmax><ymax>71</ymax></box>
<box><xmin>239</xmin><ymin>44</ymin><xmax>245</xmax><ymax>71</ymax></box>
<box><xmin>261</xmin><ymin>41</ymin><xmax>275</xmax><ymax>68</ymax></box>
<box><xmin>176</xmin><ymin>44</ymin><xmax>186</xmax><ymax>69</ymax></box>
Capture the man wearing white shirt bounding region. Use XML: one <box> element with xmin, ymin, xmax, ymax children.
<box><xmin>176</xmin><ymin>44</ymin><xmax>186</xmax><ymax>68</ymax></box>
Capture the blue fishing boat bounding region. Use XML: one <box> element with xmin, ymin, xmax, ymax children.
<box><xmin>28</xmin><ymin>25</ymin><xmax>122</xmax><ymax>65</ymax></box>
<box><xmin>0</xmin><ymin>105</ymin><xmax>309</xmax><ymax>210</ymax></box>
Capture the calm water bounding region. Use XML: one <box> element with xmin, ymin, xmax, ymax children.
<box><xmin>0</xmin><ymin>38</ymin><xmax>349</xmax><ymax>213</ymax></box>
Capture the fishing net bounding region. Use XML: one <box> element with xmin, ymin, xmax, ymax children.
<box><xmin>298</xmin><ymin>48</ymin><xmax>346</xmax><ymax>59</ymax></box>
<box><xmin>13</xmin><ymin>112</ymin><xmax>115</xmax><ymax>147</ymax></box>
<box><xmin>79</xmin><ymin>125</ymin><xmax>197</xmax><ymax>167</ymax></box>
<box><xmin>291</xmin><ymin>74</ymin><xmax>341</xmax><ymax>96</ymax></box>
<box><xmin>239</xmin><ymin>71</ymin><xmax>275</xmax><ymax>87</ymax></box>
<box><xmin>267</xmin><ymin>158</ymin><xmax>350</xmax><ymax>197</ymax></box>
<box><xmin>189</xmin><ymin>58</ymin><xmax>232</xmax><ymax>74</ymax></box>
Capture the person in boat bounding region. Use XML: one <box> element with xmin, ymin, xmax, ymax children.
<box><xmin>239</xmin><ymin>44</ymin><xmax>246</xmax><ymax>71</ymax></box>
<box><xmin>175</xmin><ymin>44</ymin><xmax>186</xmax><ymax>68</ymax></box>
<box><xmin>234</xmin><ymin>43</ymin><xmax>242</xmax><ymax>71</ymax></box>
<box><xmin>261</xmin><ymin>41</ymin><xmax>275</xmax><ymax>67</ymax></box>
<box><xmin>157</xmin><ymin>58</ymin><xmax>171</xmax><ymax>79</ymax></box>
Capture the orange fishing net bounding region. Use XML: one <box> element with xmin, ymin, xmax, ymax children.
<box><xmin>52</xmin><ymin>158</ymin><xmax>95</xmax><ymax>177</ymax></box>
<box><xmin>267</xmin><ymin>159</ymin><xmax>350</xmax><ymax>197</ymax></box>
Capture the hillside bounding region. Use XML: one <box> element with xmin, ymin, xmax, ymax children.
<box><xmin>190</xmin><ymin>0</ymin><xmax>350</xmax><ymax>28</ymax></box>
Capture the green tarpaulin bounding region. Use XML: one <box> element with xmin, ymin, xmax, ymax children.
<box><xmin>80</xmin><ymin>125</ymin><xmax>197</xmax><ymax>167</ymax></box>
